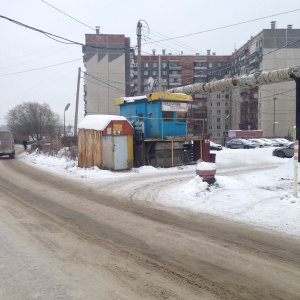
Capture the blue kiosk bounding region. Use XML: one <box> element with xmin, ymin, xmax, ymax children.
<box><xmin>115</xmin><ymin>92</ymin><xmax>209</xmax><ymax>167</ymax></box>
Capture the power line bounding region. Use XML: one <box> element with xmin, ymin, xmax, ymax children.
<box><xmin>0</xmin><ymin>58</ymin><xmax>82</xmax><ymax>76</ymax></box>
<box><xmin>142</xmin><ymin>8</ymin><xmax>300</xmax><ymax>46</ymax></box>
<box><xmin>41</xmin><ymin>0</ymin><xmax>95</xmax><ymax>31</ymax></box>
<box><xmin>0</xmin><ymin>15</ymin><xmax>129</xmax><ymax>50</ymax></box>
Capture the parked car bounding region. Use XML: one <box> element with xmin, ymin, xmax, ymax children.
<box><xmin>259</xmin><ymin>138</ymin><xmax>280</xmax><ymax>147</ymax></box>
<box><xmin>248</xmin><ymin>138</ymin><xmax>267</xmax><ymax>148</ymax></box>
<box><xmin>30</xmin><ymin>141</ymin><xmax>42</xmax><ymax>151</ymax></box>
<box><xmin>225</xmin><ymin>138</ymin><xmax>256</xmax><ymax>149</ymax></box>
<box><xmin>272</xmin><ymin>142</ymin><xmax>294</xmax><ymax>158</ymax></box>
<box><xmin>270</xmin><ymin>138</ymin><xmax>291</xmax><ymax>147</ymax></box>
<box><xmin>210</xmin><ymin>141</ymin><xmax>222</xmax><ymax>151</ymax></box>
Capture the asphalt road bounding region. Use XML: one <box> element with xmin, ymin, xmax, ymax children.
<box><xmin>0</xmin><ymin>152</ymin><xmax>300</xmax><ymax>299</ymax></box>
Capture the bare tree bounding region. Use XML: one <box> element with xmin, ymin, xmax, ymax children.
<box><xmin>6</xmin><ymin>102</ymin><xmax>62</xmax><ymax>141</ymax></box>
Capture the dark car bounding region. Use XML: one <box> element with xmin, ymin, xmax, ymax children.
<box><xmin>225</xmin><ymin>138</ymin><xmax>255</xmax><ymax>149</ymax></box>
<box><xmin>210</xmin><ymin>141</ymin><xmax>222</xmax><ymax>151</ymax></box>
<box><xmin>272</xmin><ymin>142</ymin><xmax>294</xmax><ymax>158</ymax></box>
<box><xmin>30</xmin><ymin>141</ymin><xmax>42</xmax><ymax>150</ymax></box>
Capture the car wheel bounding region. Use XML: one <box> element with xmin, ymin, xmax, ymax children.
<box><xmin>276</xmin><ymin>151</ymin><xmax>285</xmax><ymax>158</ymax></box>
<box><xmin>259</xmin><ymin>145</ymin><xmax>264</xmax><ymax>148</ymax></box>
<box><xmin>227</xmin><ymin>145</ymin><xmax>232</xmax><ymax>149</ymax></box>
<box><xmin>244</xmin><ymin>145</ymin><xmax>249</xmax><ymax>149</ymax></box>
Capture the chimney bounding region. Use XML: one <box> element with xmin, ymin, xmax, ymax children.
<box><xmin>95</xmin><ymin>26</ymin><xmax>100</xmax><ymax>34</ymax></box>
<box><xmin>287</xmin><ymin>24</ymin><xmax>293</xmax><ymax>29</ymax></box>
<box><xmin>196</xmin><ymin>53</ymin><xmax>199</xmax><ymax>56</ymax></box>
<box><xmin>207</xmin><ymin>49</ymin><xmax>211</xmax><ymax>56</ymax></box>
<box><xmin>271</xmin><ymin>21</ymin><xmax>276</xmax><ymax>29</ymax></box>
<box><xmin>152</xmin><ymin>49</ymin><xmax>156</xmax><ymax>55</ymax></box>
<box><xmin>162</xmin><ymin>49</ymin><xmax>166</xmax><ymax>55</ymax></box>
<box><xmin>212</xmin><ymin>52</ymin><xmax>216</xmax><ymax>56</ymax></box>
<box><xmin>181</xmin><ymin>51</ymin><xmax>183</xmax><ymax>55</ymax></box>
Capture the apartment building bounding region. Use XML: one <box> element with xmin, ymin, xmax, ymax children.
<box><xmin>131</xmin><ymin>50</ymin><xmax>231</xmax><ymax>136</ymax></box>
<box><xmin>82</xmin><ymin>29</ymin><xmax>132</xmax><ymax>116</ymax></box>
<box><xmin>230</xmin><ymin>22</ymin><xmax>300</xmax><ymax>139</ymax></box>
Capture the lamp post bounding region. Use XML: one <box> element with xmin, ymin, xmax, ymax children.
<box><xmin>64</xmin><ymin>103</ymin><xmax>70</xmax><ymax>138</ymax></box>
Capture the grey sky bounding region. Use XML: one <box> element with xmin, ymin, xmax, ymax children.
<box><xmin>1</xmin><ymin>0</ymin><xmax>300</xmax><ymax>126</ymax></box>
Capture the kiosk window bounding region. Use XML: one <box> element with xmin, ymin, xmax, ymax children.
<box><xmin>176</xmin><ymin>112</ymin><xmax>187</xmax><ymax>122</ymax></box>
<box><xmin>162</xmin><ymin>111</ymin><xmax>173</xmax><ymax>121</ymax></box>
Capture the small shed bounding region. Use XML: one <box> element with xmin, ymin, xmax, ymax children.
<box><xmin>78</xmin><ymin>115</ymin><xmax>134</xmax><ymax>170</ymax></box>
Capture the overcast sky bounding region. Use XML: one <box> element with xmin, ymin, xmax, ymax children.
<box><xmin>1</xmin><ymin>0</ymin><xmax>300</xmax><ymax>127</ymax></box>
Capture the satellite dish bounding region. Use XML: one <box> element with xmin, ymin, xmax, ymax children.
<box><xmin>147</xmin><ymin>77</ymin><xmax>154</xmax><ymax>92</ymax></box>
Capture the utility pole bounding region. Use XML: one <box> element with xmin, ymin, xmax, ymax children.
<box><xmin>137</xmin><ymin>21</ymin><xmax>142</xmax><ymax>95</ymax></box>
<box><xmin>74</xmin><ymin>67</ymin><xmax>81</xmax><ymax>138</ymax></box>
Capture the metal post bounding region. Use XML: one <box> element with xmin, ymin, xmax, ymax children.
<box><xmin>273</xmin><ymin>97</ymin><xmax>276</xmax><ymax>137</ymax></box>
<box><xmin>137</xmin><ymin>21</ymin><xmax>142</xmax><ymax>95</ymax></box>
<box><xmin>295</xmin><ymin>77</ymin><xmax>300</xmax><ymax>162</ymax></box>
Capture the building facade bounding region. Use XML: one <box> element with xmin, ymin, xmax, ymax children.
<box><xmin>82</xmin><ymin>31</ymin><xmax>132</xmax><ymax>116</ymax></box>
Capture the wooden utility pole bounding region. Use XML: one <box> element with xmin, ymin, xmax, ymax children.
<box><xmin>74</xmin><ymin>67</ymin><xmax>81</xmax><ymax>137</ymax></box>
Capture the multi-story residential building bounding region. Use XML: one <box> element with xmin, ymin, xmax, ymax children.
<box><xmin>230</xmin><ymin>22</ymin><xmax>300</xmax><ymax>138</ymax></box>
<box><xmin>82</xmin><ymin>29</ymin><xmax>132</xmax><ymax>116</ymax></box>
<box><xmin>82</xmin><ymin>22</ymin><xmax>300</xmax><ymax>142</ymax></box>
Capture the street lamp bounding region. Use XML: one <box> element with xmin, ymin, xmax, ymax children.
<box><xmin>64</xmin><ymin>103</ymin><xmax>70</xmax><ymax>137</ymax></box>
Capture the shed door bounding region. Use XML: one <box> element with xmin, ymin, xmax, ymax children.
<box><xmin>114</xmin><ymin>135</ymin><xmax>128</xmax><ymax>170</ymax></box>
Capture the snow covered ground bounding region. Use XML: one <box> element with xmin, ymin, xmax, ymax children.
<box><xmin>19</xmin><ymin>146</ymin><xmax>300</xmax><ymax>238</ymax></box>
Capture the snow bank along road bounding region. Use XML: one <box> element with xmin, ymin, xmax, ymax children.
<box><xmin>0</xmin><ymin>154</ymin><xmax>300</xmax><ymax>299</ymax></box>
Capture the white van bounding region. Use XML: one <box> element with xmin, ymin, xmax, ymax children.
<box><xmin>0</xmin><ymin>130</ymin><xmax>15</xmax><ymax>159</ymax></box>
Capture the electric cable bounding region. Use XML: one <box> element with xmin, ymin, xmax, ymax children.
<box><xmin>41</xmin><ymin>0</ymin><xmax>95</xmax><ymax>31</ymax></box>
<box><xmin>0</xmin><ymin>58</ymin><xmax>82</xmax><ymax>76</ymax></box>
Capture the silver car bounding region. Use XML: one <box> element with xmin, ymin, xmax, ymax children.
<box><xmin>226</xmin><ymin>138</ymin><xmax>256</xmax><ymax>149</ymax></box>
<box><xmin>272</xmin><ymin>143</ymin><xmax>294</xmax><ymax>158</ymax></box>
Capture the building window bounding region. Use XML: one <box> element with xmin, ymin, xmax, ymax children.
<box><xmin>208</xmin><ymin>110</ymin><xmax>212</xmax><ymax>115</ymax></box>
<box><xmin>153</xmin><ymin>71</ymin><xmax>157</xmax><ymax>76</ymax></box>
<box><xmin>217</xmin><ymin>110</ymin><xmax>221</xmax><ymax>115</ymax></box>
<box><xmin>162</xmin><ymin>62</ymin><xmax>167</xmax><ymax>68</ymax></box>
<box><xmin>144</xmin><ymin>71</ymin><xmax>148</xmax><ymax>75</ymax></box>
<box><xmin>217</xmin><ymin>94</ymin><xmax>221</xmax><ymax>99</ymax></box>
<box><xmin>217</xmin><ymin>125</ymin><xmax>221</xmax><ymax>129</ymax></box>
<box><xmin>153</xmin><ymin>62</ymin><xmax>157</xmax><ymax>67</ymax></box>
<box><xmin>217</xmin><ymin>102</ymin><xmax>220</xmax><ymax>106</ymax></box>
<box><xmin>217</xmin><ymin>118</ymin><xmax>220</xmax><ymax>122</ymax></box>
